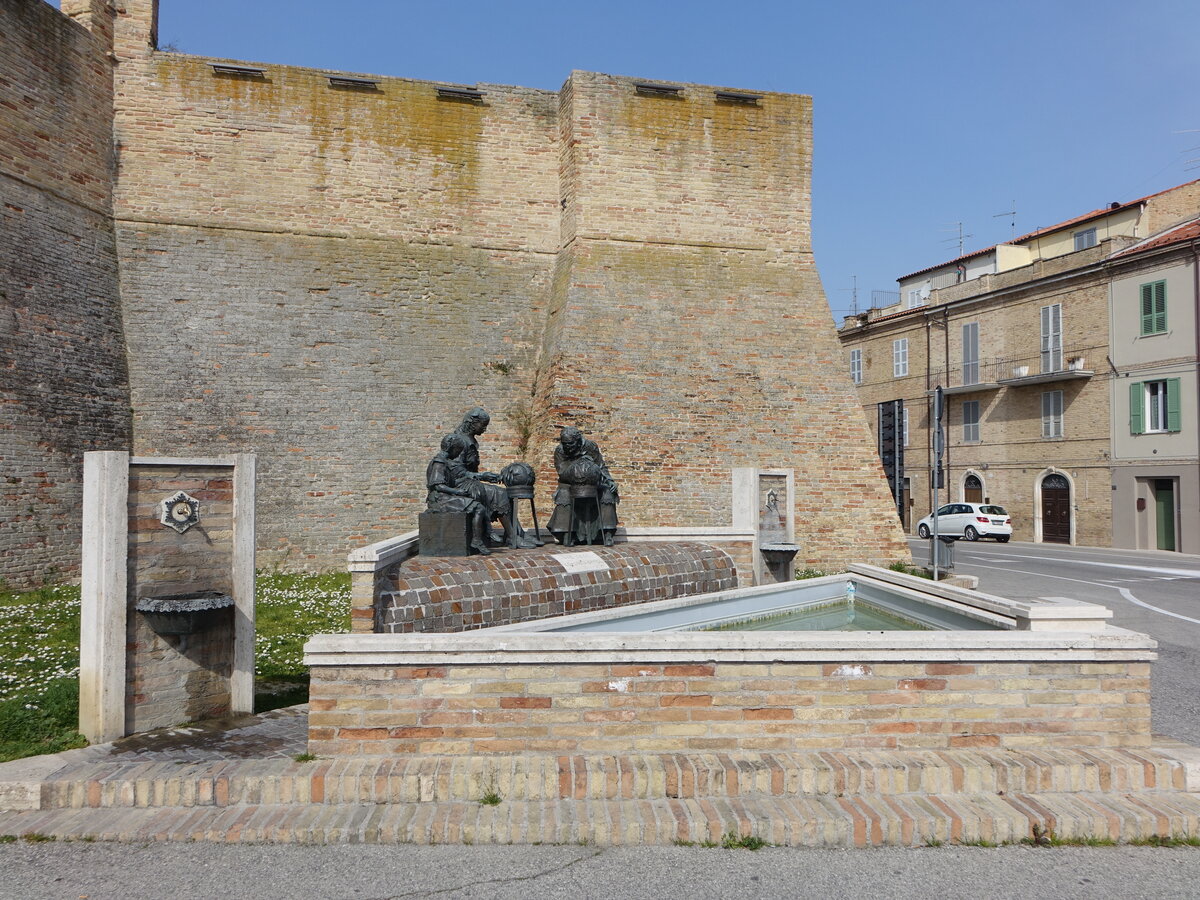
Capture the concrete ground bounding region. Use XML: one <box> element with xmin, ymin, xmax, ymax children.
<box><xmin>4</xmin><ymin>842</ymin><xmax>1200</xmax><ymax>900</ymax></box>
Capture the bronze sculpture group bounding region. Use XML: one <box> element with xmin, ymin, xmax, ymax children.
<box><xmin>423</xmin><ymin>407</ymin><xmax>620</xmax><ymax>554</ymax></box>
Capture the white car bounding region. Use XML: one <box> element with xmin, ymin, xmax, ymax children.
<box><xmin>916</xmin><ymin>502</ymin><xmax>1012</xmax><ymax>542</ymax></box>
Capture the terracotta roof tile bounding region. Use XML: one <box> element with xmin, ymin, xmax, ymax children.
<box><xmin>1109</xmin><ymin>218</ymin><xmax>1200</xmax><ymax>259</ymax></box>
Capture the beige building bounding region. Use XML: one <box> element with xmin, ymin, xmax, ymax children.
<box><xmin>1108</xmin><ymin>219</ymin><xmax>1200</xmax><ymax>551</ymax></box>
<box><xmin>839</xmin><ymin>181</ymin><xmax>1200</xmax><ymax>551</ymax></box>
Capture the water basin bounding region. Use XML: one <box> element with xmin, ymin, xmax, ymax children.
<box><xmin>523</xmin><ymin>573</ymin><xmax>1008</xmax><ymax>633</ymax></box>
<box><xmin>703</xmin><ymin>598</ymin><xmax>930</xmax><ymax>632</ymax></box>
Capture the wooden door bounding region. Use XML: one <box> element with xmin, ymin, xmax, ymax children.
<box><xmin>1041</xmin><ymin>474</ymin><xmax>1071</xmax><ymax>544</ymax></box>
<box><xmin>964</xmin><ymin>474</ymin><xmax>983</xmax><ymax>504</ymax></box>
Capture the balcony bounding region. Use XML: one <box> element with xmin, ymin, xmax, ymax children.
<box><xmin>927</xmin><ymin>357</ymin><xmax>1008</xmax><ymax>395</ymax></box>
<box><xmin>995</xmin><ymin>350</ymin><xmax>1093</xmax><ymax>387</ymax></box>
<box><xmin>929</xmin><ymin>351</ymin><xmax>1094</xmax><ymax>394</ymax></box>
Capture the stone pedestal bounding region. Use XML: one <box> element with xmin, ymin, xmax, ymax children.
<box><xmin>418</xmin><ymin>511</ymin><xmax>474</xmax><ymax>558</ymax></box>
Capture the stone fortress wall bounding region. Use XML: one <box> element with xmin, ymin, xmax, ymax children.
<box><xmin>1</xmin><ymin>0</ymin><xmax>908</xmax><ymax>585</ymax></box>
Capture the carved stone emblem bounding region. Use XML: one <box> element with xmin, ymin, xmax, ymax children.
<box><xmin>160</xmin><ymin>490</ymin><xmax>200</xmax><ymax>533</ymax></box>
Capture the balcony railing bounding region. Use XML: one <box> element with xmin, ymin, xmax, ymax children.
<box><xmin>929</xmin><ymin>349</ymin><xmax>1092</xmax><ymax>392</ymax></box>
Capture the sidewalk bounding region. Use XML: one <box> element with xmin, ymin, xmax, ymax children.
<box><xmin>3</xmin><ymin>706</ymin><xmax>1200</xmax><ymax>847</ymax></box>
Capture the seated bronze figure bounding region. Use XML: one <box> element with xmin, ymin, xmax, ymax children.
<box><xmin>450</xmin><ymin>407</ymin><xmax>538</xmax><ymax>549</ymax></box>
<box><xmin>425</xmin><ymin>433</ymin><xmax>491</xmax><ymax>555</ymax></box>
<box><xmin>548</xmin><ymin>426</ymin><xmax>619</xmax><ymax>546</ymax></box>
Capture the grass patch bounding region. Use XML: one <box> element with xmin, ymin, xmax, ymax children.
<box><xmin>888</xmin><ymin>561</ymin><xmax>933</xmax><ymax>579</ymax></box>
<box><xmin>1126</xmin><ymin>834</ymin><xmax>1200</xmax><ymax>848</ymax></box>
<box><xmin>0</xmin><ymin>583</ymin><xmax>82</xmax><ymax>704</ymax></box>
<box><xmin>0</xmin><ymin>571</ymin><xmax>350</xmax><ymax>763</ymax></box>
<box><xmin>794</xmin><ymin>568</ymin><xmax>828</xmax><ymax>580</ymax></box>
<box><xmin>479</xmin><ymin>790</ymin><xmax>503</xmax><ymax>807</ymax></box>
<box><xmin>0</xmin><ymin>678</ymin><xmax>87</xmax><ymax>763</ymax></box>
<box><xmin>292</xmin><ymin>752</ymin><xmax>317</xmax><ymax>763</ymax></box>
<box><xmin>254</xmin><ymin>571</ymin><xmax>351</xmax><ymax>681</ymax></box>
<box><xmin>720</xmin><ymin>831</ymin><xmax>767</xmax><ymax>850</ymax></box>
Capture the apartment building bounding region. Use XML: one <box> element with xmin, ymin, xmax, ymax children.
<box><xmin>839</xmin><ymin>180</ymin><xmax>1200</xmax><ymax>550</ymax></box>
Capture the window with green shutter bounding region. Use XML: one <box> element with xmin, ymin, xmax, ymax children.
<box><xmin>1140</xmin><ymin>281</ymin><xmax>1167</xmax><ymax>335</ymax></box>
<box><xmin>1132</xmin><ymin>378</ymin><xmax>1182</xmax><ymax>434</ymax></box>
<box><xmin>1166</xmin><ymin>377</ymin><xmax>1181</xmax><ymax>432</ymax></box>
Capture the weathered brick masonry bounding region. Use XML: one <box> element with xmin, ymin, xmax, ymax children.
<box><xmin>3</xmin><ymin>0</ymin><xmax>908</xmax><ymax>582</ymax></box>
<box><xmin>125</xmin><ymin>463</ymin><xmax>236</xmax><ymax>732</ymax></box>
<box><xmin>308</xmin><ymin>660</ymin><xmax>1152</xmax><ymax>756</ymax></box>
<box><xmin>0</xmin><ymin>0</ymin><xmax>130</xmax><ymax>586</ymax></box>
<box><xmin>370</xmin><ymin>542</ymin><xmax>737</xmax><ymax>634</ymax></box>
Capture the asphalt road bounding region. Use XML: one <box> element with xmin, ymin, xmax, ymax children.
<box><xmin>3</xmin><ymin>842</ymin><xmax>1200</xmax><ymax>900</ymax></box>
<box><xmin>908</xmin><ymin>537</ymin><xmax>1200</xmax><ymax>744</ymax></box>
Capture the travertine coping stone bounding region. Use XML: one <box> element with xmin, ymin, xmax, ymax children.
<box><xmin>305</xmin><ymin>627</ymin><xmax>1154</xmax><ymax>666</ymax></box>
<box><xmin>846</xmin><ymin>565</ymin><xmax>1114</xmax><ymax>632</ymax></box>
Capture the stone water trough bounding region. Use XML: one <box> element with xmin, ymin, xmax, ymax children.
<box><xmin>304</xmin><ymin>561</ymin><xmax>1155</xmax><ymax>758</ymax></box>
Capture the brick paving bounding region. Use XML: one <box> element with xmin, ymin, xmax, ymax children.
<box><xmin>3</xmin><ymin>705</ymin><xmax>1200</xmax><ymax>847</ymax></box>
<box><xmin>98</xmin><ymin>706</ymin><xmax>308</xmax><ymax>762</ymax></box>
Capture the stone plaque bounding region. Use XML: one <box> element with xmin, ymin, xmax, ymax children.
<box><xmin>552</xmin><ymin>551</ymin><xmax>609</xmax><ymax>574</ymax></box>
<box><xmin>758</xmin><ymin>474</ymin><xmax>788</xmax><ymax>542</ymax></box>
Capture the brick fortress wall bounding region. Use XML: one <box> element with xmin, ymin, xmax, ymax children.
<box><xmin>537</xmin><ymin>73</ymin><xmax>908</xmax><ymax>569</ymax></box>
<box><xmin>109</xmin><ymin>5</ymin><xmax>560</xmax><ymax>568</ymax></box>
<box><xmin>0</xmin><ymin>0</ymin><xmax>130</xmax><ymax>587</ymax></box>
<box><xmin>5</xmin><ymin>0</ymin><xmax>908</xmax><ymax>579</ymax></box>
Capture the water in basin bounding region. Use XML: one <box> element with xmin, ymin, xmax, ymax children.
<box><xmin>703</xmin><ymin>598</ymin><xmax>929</xmax><ymax>632</ymax></box>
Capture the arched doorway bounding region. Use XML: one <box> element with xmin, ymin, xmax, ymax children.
<box><xmin>964</xmin><ymin>473</ymin><xmax>983</xmax><ymax>504</ymax></box>
<box><xmin>1040</xmin><ymin>473</ymin><xmax>1071</xmax><ymax>544</ymax></box>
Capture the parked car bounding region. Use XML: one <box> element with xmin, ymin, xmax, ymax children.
<box><xmin>916</xmin><ymin>503</ymin><xmax>1012</xmax><ymax>542</ymax></box>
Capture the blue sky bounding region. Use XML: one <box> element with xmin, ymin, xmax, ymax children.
<box><xmin>121</xmin><ymin>2</ymin><xmax>1200</xmax><ymax>320</ymax></box>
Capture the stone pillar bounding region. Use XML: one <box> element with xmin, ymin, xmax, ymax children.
<box><xmin>78</xmin><ymin>451</ymin><xmax>129</xmax><ymax>744</ymax></box>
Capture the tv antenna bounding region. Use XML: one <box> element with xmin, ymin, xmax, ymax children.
<box><xmin>993</xmin><ymin>202</ymin><xmax>1016</xmax><ymax>239</ymax></box>
<box><xmin>941</xmin><ymin>222</ymin><xmax>973</xmax><ymax>257</ymax></box>
<box><xmin>1172</xmin><ymin>129</ymin><xmax>1200</xmax><ymax>171</ymax></box>
<box><xmin>836</xmin><ymin>275</ymin><xmax>859</xmax><ymax>315</ymax></box>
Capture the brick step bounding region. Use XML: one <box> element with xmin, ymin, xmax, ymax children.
<box><xmin>3</xmin><ymin>790</ymin><xmax>1200</xmax><ymax>847</ymax></box>
<box><xmin>17</xmin><ymin>748</ymin><xmax>1193</xmax><ymax>812</ymax></box>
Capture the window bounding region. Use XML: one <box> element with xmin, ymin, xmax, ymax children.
<box><xmin>893</xmin><ymin>338</ymin><xmax>909</xmax><ymax>377</ymax></box>
<box><xmin>906</xmin><ymin>289</ymin><xmax>925</xmax><ymax>309</ymax></box>
<box><xmin>961</xmin><ymin>322</ymin><xmax>979</xmax><ymax>385</ymax></box>
<box><xmin>1041</xmin><ymin>390</ymin><xmax>1063</xmax><ymax>438</ymax></box>
<box><xmin>849</xmin><ymin>348</ymin><xmax>862</xmax><ymax>385</ymax></box>
<box><xmin>1140</xmin><ymin>281</ymin><xmax>1167</xmax><ymax>335</ymax></box>
<box><xmin>962</xmin><ymin>400</ymin><xmax>980</xmax><ymax>443</ymax></box>
<box><xmin>1130</xmin><ymin>378</ymin><xmax>1181</xmax><ymax>434</ymax></box>
<box><xmin>903</xmin><ymin>407</ymin><xmax>910</xmax><ymax>447</ymax></box>
<box><xmin>1040</xmin><ymin>303</ymin><xmax>1062</xmax><ymax>373</ymax></box>
<box><xmin>1073</xmin><ymin>228</ymin><xmax>1097</xmax><ymax>251</ymax></box>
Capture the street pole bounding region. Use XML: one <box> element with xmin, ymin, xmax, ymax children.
<box><xmin>932</xmin><ymin>386</ymin><xmax>944</xmax><ymax>581</ymax></box>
